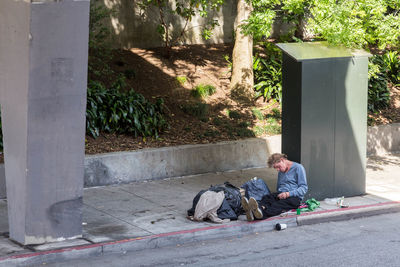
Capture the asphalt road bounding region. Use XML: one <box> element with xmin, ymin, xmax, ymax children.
<box><xmin>43</xmin><ymin>213</ymin><xmax>400</xmax><ymax>267</ymax></box>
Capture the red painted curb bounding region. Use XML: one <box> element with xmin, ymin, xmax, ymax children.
<box><xmin>1</xmin><ymin>200</ymin><xmax>399</xmax><ymax>262</ymax></box>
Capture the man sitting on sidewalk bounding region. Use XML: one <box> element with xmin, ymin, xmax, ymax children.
<box><xmin>242</xmin><ymin>153</ymin><xmax>308</xmax><ymax>221</ymax></box>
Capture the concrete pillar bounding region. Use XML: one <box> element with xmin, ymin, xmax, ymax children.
<box><xmin>0</xmin><ymin>0</ymin><xmax>90</xmax><ymax>245</ymax></box>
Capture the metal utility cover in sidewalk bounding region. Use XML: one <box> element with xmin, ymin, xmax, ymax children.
<box><xmin>276</xmin><ymin>42</ymin><xmax>371</xmax><ymax>200</ymax></box>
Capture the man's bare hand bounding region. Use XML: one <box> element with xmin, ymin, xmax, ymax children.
<box><xmin>278</xmin><ymin>192</ymin><xmax>290</xmax><ymax>199</ymax></box>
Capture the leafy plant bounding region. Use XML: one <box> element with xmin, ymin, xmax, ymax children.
<box><xmin>238</xmin><ymin>121</ymin><xmax>251</xmax><ymax>128</ymax></box>
<box><xmin>88</xmin><ymin>1</ymin><xmax>115</xmax><ymax>81</ymax></box>
<box><xmin>191</xmin><ymin>84</ymin><xmax>216</xmax><ymax>98</ymax></box>
<box><xmin>181</xmin><ymin>102</ymin><xmax>209</xmax><ymax>118</ymax></box>
<box><xmin>241</xmin><ymin>0</ymin><xmax>276</xmax><ymax>41</ymax></box>
<box><xmin>251</xmin><ymin>108</ymin><xmax>264</xmax><ymax>120</ymax></box>
<box><xmin>227</xmin><ymin>110</ymin><xmax>241</xmax><ymax>119</ymax></box>
<box><xmin>368</xmin><ymin>55</ymin><xmax>390</xmax><ymax>113</ymax></box>
<box><xmin>235</xmin><ymin>128</ymin><xmax>255</xmax><ymax>137</ymax></box>
<box><xmin>308</xmin><ymin>0</ymin><xmax>400</xmax><ymax>49</ymax></box>
<box><xmin>253</xmin><ymin>43</ymin><xmax>282</xmax><ymax>102</ymax></box>
<box><xmin>86</xmin><ymin>80</ymin><xmax>167</xmax><ymax>138</ymax></box>
<box><xmin>243</xmin><ymin>0</ymin><xmax>400</xmax><ymax>50</ymax></box>
<box><xmin>86</xmin><ymin>3</ymin><xmax>168</xmax><ymax>139</ymax></box>
<box><xmin>382</xmin><ymin>51</ymin><xmax>400</xmax><ymax>85</ymax></box>
<box><xmin>253</xmin><ymin>125</ymin><xmax>265</xmax><ymax>136</ymax></box>
<box><xmin>223</xmin><ymin>54</ymin><xmax>233</xmax><ymax>72</ymax></box>
<box><xmin>264</xmin><ymin>123</ymin><xmax>281</xmax><ymax>135</ymax></box>
<box><xmin>176</xmin><ymin>76</ymin><xmax>187</xmax><ymax>85</ymax></box>
<box><xmin>271</xmin><ymin>108</ymin><xmax>281</xmax><ymax>119</ymax></box>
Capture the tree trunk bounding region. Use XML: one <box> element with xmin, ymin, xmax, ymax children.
<box><xmin>230</xmin><ymin>0</ymin><xmax>253</xmax><ymax>103</ymax></box>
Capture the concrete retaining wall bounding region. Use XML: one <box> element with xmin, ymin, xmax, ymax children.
<box><xmin>98</xmin><ymin>0</ymin><xmax>237</xmax><ymax>49</ymax></box>
<box><xmin>367</xmin><ymin>123</ymin><xmax>400</xmax><ymax>156</ymax></box>
<box><xmin>96</xmin><ymin>0</ymin><xmax>296</xmax><ymax>49</ymax></box>
<box><xmin>0</xmin><ymin>137</ymin><xmax>279</xmax><ymax>197</ymax></box>
<box><xmin>83</xmin><ymin>137</ymin><xmax>279</xmax><ymax>187</ymax></box>
<box><xmin>1</xmin><ymin>123</ymin><xmax>399</xmax><ymax>197</ymax></box>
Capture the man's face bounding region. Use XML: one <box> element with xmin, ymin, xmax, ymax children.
<box><xmin>273</xmin><ymin>159</ymin><xmax>287</xmax><ymax>172</ymax></box>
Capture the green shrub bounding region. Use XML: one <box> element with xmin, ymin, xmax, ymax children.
<box><xmin>227</xmin><ymin>110</ymin><xmax>241</xmax><ymax>119</ymax></box>
<box><xmin>176</xmin><ymin>76</ymin><xmax>187</xmax><ymax>85</ymax></box>
<box><xmin>238</xmin><ymin>121</ymin><xmax>251</xmax><ymax>128</ymax></box>
<box><xmin>86</xmin><ymin>80</ymin><xmax>167</xmax><ymax>138</ymax></box>
<box><xmin>181</xmin><ymin>102</ymin><xmax>209</xmax><ymax>118</ymax></box>
<box><xmin>368</xmin><ymin>55</ymin><xmax>390</xmax><ymax>113</ymax></box>
<box><xmin>264</xmin><ymin>124</ymin><xmax>281</xmax><ymax>135</ymax></box>
<box><xmin>253</xmin><ymin>43</ymin><xmax>282</xmax><ymax>102</ymax></box>
<box><xmin>88</xmin><ymin>1</ymin><xmax>114</xmax><ymax>81</ymax></box>
<box><xmin>271</xmin><ymin>108</ymin><xmax>281</xmax><ymax>119</ymax></box>
<box><xmin>191</xmin><ymin>84</ymin><xmax>216</xmax><ymax>98</ymax></box>
<box><xmin>251</xmin><ymin>108</ymin><xmax>264</xmax><ymax>120</ymax></box>
<box><xmin>236</xmin><ymin>128</ymin><xmax>255</xmax><ymax>137</ymax></box>
<box><xmin>86</xmin><ymin>3</ymin><xmax>168</xmax><ymax>139</ymax></box>
<box><xmin>382</xmin><ymin>51</ymin><xmax>400</xmax><ymax>85</ymax></box>
<box><xmin>266</xmin><ymin>117</ymin><xmax>277</xmax><ymax>124</ymax></box>
<box><xmin>212</xmin><ymin>117</ymin><xmax>223</xmax><ymax>126</ymax></box>
<box><xmin>253</xmin><ymin>125</ymin><xmax>265</xmax><ymax>136</ymax></box>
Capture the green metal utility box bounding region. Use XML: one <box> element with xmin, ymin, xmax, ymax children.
<box><xmin>276</xmin><ymin>42</ymin><xmax>371</xmax><ymax>200</ymax></box>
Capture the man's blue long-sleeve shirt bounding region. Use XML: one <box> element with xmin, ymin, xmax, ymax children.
<box><xmin>277</xmin><ymin>162</ymin><xmax>308</xmax><ymax>200</ymax></box>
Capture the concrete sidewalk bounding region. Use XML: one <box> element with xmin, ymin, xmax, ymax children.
<box><xmin>0</xmin><ymin>154</ymin><xmax>399</xmax><ymax>266</ymax></box>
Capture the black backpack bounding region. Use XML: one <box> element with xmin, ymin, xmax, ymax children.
<box><xmin>209</xmin><ymin>182</ymin><xmax>243</xmax><ymax>217</ymax></box>
<box><xmin>187</xmin><ymin>182</ymin><xmax>243</xmax><ymax>220</ymax></box>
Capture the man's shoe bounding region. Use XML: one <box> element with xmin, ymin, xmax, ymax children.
<box><xmin>241</xmin><ymin>197</ymin><xmax>254</xmax><ymax>221</ymax></box>
<box><xmin>249</xmin><ymin>197</ymin><xmax>263</xmax><ymax>219</ymax></box>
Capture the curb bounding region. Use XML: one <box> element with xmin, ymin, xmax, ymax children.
<box><xmin>297</xmin><ymin>201</ymin><xmax>400</xmax><ymax>226</ymax></box>
<box><xmin>1</xmin><ymin>201</ymin><xmax>399</xmax><ymax>266</ymax></box>
<box><xmin>0</xmin><ymin>216</ymin><xmax>297</xmax><ymax>267</ymax></box>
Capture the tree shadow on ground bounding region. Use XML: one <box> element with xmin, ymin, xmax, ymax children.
<box><xmin>367</xmin><ymin>154</ymin><xmax>400</xmax><ymax>171</ymax></box>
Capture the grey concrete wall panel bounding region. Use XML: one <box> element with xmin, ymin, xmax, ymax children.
<box><xmin>0</xmin><ymin>0</ymin><xmax>90</xmax><ymax>245</ymax></box>
<box><xmin>98</xmin><ymin>0</ymin><xmax>301</xmax><ymax>49</ymax></box>
<box><xmin>367</xmin><ymin>123</ymin><xmax>400</xmax><ymax>155</ymax></box>
<box><xmin>84</xmin><ymin>138</ymin><xmax>270</xmax><ymax>187</ymax></box>
<box><xmin>99</xmin><ymin>0</ymin><xmax>237</xmax><ymax>49</ymax></box>
<box><xmin>277</xmin><ymin>42</ymin><xmax>370</xmax><ymax>200</ymax></box>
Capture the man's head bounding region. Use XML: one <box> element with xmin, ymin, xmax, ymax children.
<box><xmin>267</xmin><ymin>153</ymin><xmax>289</xmax><ymax>172</ymax></box>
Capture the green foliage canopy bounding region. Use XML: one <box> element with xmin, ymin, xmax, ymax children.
<box><xmin>308</xmin><ymin>0</ymin><xmax>400</xmax><ymax>49</ymax></box>
<box><xmin>243</xmin><ymin>0</ymin><xmax>400</xmax><ymax>49</ymax></box>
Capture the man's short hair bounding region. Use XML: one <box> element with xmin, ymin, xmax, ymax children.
<box><xmin>267</xmin><ymin>153</ymin><xmax>287</xmax><ymax>168</ymax></box>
